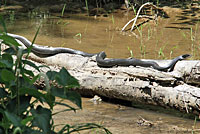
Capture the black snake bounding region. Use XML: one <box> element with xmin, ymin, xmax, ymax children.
<box><xmin>96</xmin><ymin>51</ymin><xmax>190</xmax><ymax>72</ymax></box>
<box><xmin>6</xmin><ymin>33</ymin><xmax>96</xmax><ymax>57</ymax></box>
<box><xmin>6</xmin><ymin>33</ymin><xmax>190</xmax><ymax>72</ymax></box>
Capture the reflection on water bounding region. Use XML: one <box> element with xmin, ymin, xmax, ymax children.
<box><xmin>5</xmin><ymin>7</ymin><xmax>200</xmax><ymax>59</ymax></box>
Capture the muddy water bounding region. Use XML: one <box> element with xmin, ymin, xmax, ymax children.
<box><xmin>3</xmin><ymin>6</ymin><xmax>200</xmax><ymax>133</ymax></box>
<box><xmin>6</xmin><ymin>6</ymin><xmax>200</xmax><ymax>59</ymax></box>
<box><xmin>53</xmin><ymin>98</ymin><xmax>200</xmax><ymax>134</ymax></box>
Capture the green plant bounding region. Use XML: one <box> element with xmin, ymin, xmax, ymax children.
<box><xmin>1</xmin><ymin>0</ymin><xmax>7</xmax><ymax>6</ymax></box>
<box><xmin>111</xmin><ymin>14</ymin><xmax>115</xmax><ymax>24</ymax></box>
<box><xmin>0</xmin><ymin>17</ymin><xmax>111</xmax><ymax>134</ymax></box>
<box><xmin>156</xmin><ymin>0</ymin><xmax>159</xmax><ymax>6</ymax></box>
<box><xmin>190</xmin><ymin>22</ymin><xmax>199</xmax><ymax>58</ymax></box>
<box><xmin>55</xmin><ymin>4</ymin><xmax>70</xmax><ymax>25</ymax></box>
<box><xmin>136</xmin><ymin>25</ymin><xmax>146</xmax><ymax>57</ymax></box>
<box><xmin>180</xmin><ymin>20</ymin><xmax>199</xmax><ymax>59</ymax></box>
<box><xmin>74</xmin><ymin>33</ymin><xmax>82</xmax><ymax>43</ymax></box>
<box><xmin>169</xmin><ymin>45</ymin><xmax>177</xmax><ymax>59</ymax></box>
<box><xmin>190</xmin><ymin>27</ymin><xmax>195</xmax><ymax>56</ymax></box>
<box><xmin>147</xmin><ymin>24</ymin><xmax>152</xmax><ymax>40</ymax></box>
<box><xmin>9</xmin><ymin>11</ymin><xmax>15</xmax><ymax>22</ymax></box>
<box><xmin>61</xmin><ymin>4</ymin><xmax>66</xmax><ymax>17</ymax></box>
<box><xmin>85</xmin><ymin>0</ymin><xmax>89</xmax><ymax>14</ymax></box>
<box><xmin>127</xmin><ymin>46</ymin><xmax>133</xmax><ymax>58</ymax></box>
<box><xmin>158</xmin><ymin>44</ymin><xmax>166</xmax><ymax>59</ymax></box>
<box><xmin>192</xmin><ymin>116</ymin><xmax>197</xmax><ymax>134</ymax></box>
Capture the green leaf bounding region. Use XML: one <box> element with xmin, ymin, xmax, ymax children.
<box><xmin>51</xmin><ymin>86</ymin><xmax>82</xmax><ymax>109</ymax></box>
<box><xmin>6</xmin><ymin>95</ymin><xmax>31</xmax><ymax>114</ymax></box>
<box><xmin>25</xmin><ymin>25</ymin><xmax>40</xmax><ymax>59</ymax></box>
<box><xmin>30</xmin><ymin>74</ymin><xmax>40</xmax><ymax>85</ymax></box>
<box><xmin>31</xmin><ymin>105</ymin><xmax>51</xmax><ymax>134</ymax></box>
<box><xmin>0</xmin><ymin>16</ymin><xmax>7</xmax><ymax>33</ymax></box>
<box><xmin>21</xmin><ymin>74</ymin><xmax>32</xmax><ymax>84</ymax></box>
<box><xmin>64</xmin><ymin>123</ymin><xmax>112</xmax><ymax>134</ymax></box>
<box><xmin>19</xmin><ymin>88</ymin><xmax>45</xmax><ymax>103</ymax></box>
<box><xmin>5</xmin><ymin>111</ymin><xmax>21</xmax><ymax>127</ymax></box>
<box><xmin>53</xmin><ymin>102</ymin><xmax>77</xmax><ymax>114</ymax></box>
<box><xmin>0</xmin><ymin>34</ymin><xmax>20</xmax><ymax>47</ymax></box>
<box><xmin>22</xmin><ymin>60</ymin><xmax>40</xmax><ymax>72</ymax></box>
<box><xmin>0</xmin><ymin>88</ymin><xmax>8</xmax><ymax>98</ymax></box>
<box><xmin>3</xmin><ymin>47</ymin><xmax>17</xmax><ymax>55</ymax></box>
<box><xmin>22</xmin><ymin>68</ymin><xmax>34</xmax><ymax>77</ymax></box>
<box><xmin>0</xmin><ymin>108</ymin><xmax>11</xmax><ymax>130</ymax></box>
<box><xmin>31</xmin><ymin>25</ymin><xmax>40</xmax><ymax>45</ymax></box>
<box><xmin>0</xmin><ymin>127</ymin><xmax>4</xmax><ymax>134</ymax></box>
<box><xmin>46</xmin><ymin>71</ymin><xmax>57</xmax><ymax>81</ymax></box>
<box><xmin>1</xmin><ymin>69</ymin><xmax>15</xmax><ymax>82</ymax></box>
<box><xmin>18</xmin><ymin>77</ymin><xmax>36</xmax><ymax>89</ymax></box>
<box><xmin>22</xmin><ymin>128</ymin><xmax>43</xmax><ymax>134</ymax></box>
<box><xmin>44</xmin><ymin>93</ymin><xmax>55</xmax><ymax>109</ymax></box>
<box><xmin>21</xmin><ymin>116</ymin><xmax>34</xmax><ymax>126</ymax></box>
<box><xmin>0</xmin><ymin>59</ymin><xmax>12</xmax><ymax>68</ymax></box>
<box><xmin>47</xmin><ymin>68</ymin><xmax>79</xmax><ymax>88</ymax></box>
<box><xmin>0</xmin><ymin>61</ymin><xmax>6</xmax><ymax>68</ymax></box>
<box><xmin>1</xmin><ymin>53</ymin><xmax>13</xmax><ymax>68</ymax></box>
<box><xmin>56</xmin><ymin>67</ymin><xmax>79</xmax><ymax>87</ymax></box>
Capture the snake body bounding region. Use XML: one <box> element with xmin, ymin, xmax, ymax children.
<box><xmin>6</xmin><ymin>33</ymin><xmax>190</xmax><ymax>72</ymax></box>
<box><xmin>96</xmin><ymin>51</ymin><xmax>190</xmax><ymax>72</ymax></box>
<box><xmin>6</xmin><ymin>33</ymin><xmax>96</xmax><ymax>57</ymax></box>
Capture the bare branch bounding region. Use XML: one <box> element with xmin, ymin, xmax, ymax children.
<box><xmin>121</xmin><ymin>2</ymin><xmax>162</xmax><ymax>32</ymax></box>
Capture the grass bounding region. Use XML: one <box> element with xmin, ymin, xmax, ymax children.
<box><xmin>147</xmin><ymin>24</ymin><xmax>152</xmax><ymax>40</ymax></box>
<box><xmin>127</xmin><ymin>46</ymin><xmax>134</xmax><ymax>58</ymax></box>
<box><xmin>169</xmin><ymin>45</ymin><xmax>177</xmax><ymax>59</ymax></box>
<box><xmin>136</xmin><ymin>25</ymin><xmax>146</xmax><ymax>58</ymax></box>
<box><xmin>192</xmin><ymin>116</ymin><xmax>197</xmax><ymax>134</ymax></box>
<box><xmin>9</xmin><ymin>11</ymin><xmax>15</xmax><ymax>22</ymax></box>
<box><xmin>74</xmin><ymin>33</ymin><xmax>82</xmax><ymax>43</ymax></box>
<box><xmin>191</xmin><ymin>21</ymin><xmax>199</xmax><ymax>58</ymax></box>
<box><xmin>61</xmin><ymin>4</ymin><xmax>66</xmax><ymax>17</ymax></box>
<box><xmin>126</xmin><ymin>11</ymin><xmax>199</xmax><ymax>61</ymax></box>
<box><xmin>180</xmin><ymin>21</ymin><xmax>199</xmax><ymax>60</ymax></box>
<box><xmin>85</xmin><ymin>0</ymin><xmax>89</xmax><ymax>15</ymax></box>
<box><xmin>158</xmin><ymin>45</ymin><xmax>165</xmax><ymax>59</ymax></box>
<box><xmin>111</xmin><ymin>14</ymin><xmax>115</xmax><ymax>24</ymax></box>
<box><xmin>156</xmin><ymin>0</ymin><xmax>160</xmax><ymax>6</ymax></box>
<box><xmin>190</xmin><ymin>27</ymin><xmax>195</xmax><ymax>57</ymax></box>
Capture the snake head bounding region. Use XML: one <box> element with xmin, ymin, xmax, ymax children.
<box><xmin>98</xmin><ymin>51</ymin><xmax>107</xmax><ymax>59</ymax></box>
<box><xmin>181</xmin><ymin>54</ymin><xmax>191</xmax><ymax>60</ymax></box>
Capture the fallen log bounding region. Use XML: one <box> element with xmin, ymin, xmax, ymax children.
<box><xmin>2</xmin><ymin>34</ymin><xmax>199</xmax><ymax>115</ymax></box>
<box><xmin>24</xmin><ymin>50</ymin><xmax>200</xmax><ymax>115</ymax></box>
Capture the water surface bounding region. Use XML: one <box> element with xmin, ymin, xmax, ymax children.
<box><xmin>3</xmin><ymin>6</ymin><xmax>200</xmax><ymax>133</ymax></box>
<box><xmin>53</xmin><ymin>98</ymin><xmax>200</xmax><ymax>134</ymax></box>
<box><xmin>6</xmin><ymin>6</ymin><xmax>200</xmax><ymax>59</ymax></box>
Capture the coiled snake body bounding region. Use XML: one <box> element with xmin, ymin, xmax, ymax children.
<box><xmin>6</xmin><ymin>33</ymin><xmax>190</xmax><ymax>72</ymax></box>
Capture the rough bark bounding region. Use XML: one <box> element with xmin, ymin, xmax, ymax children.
<box><xmin>25</xmin><ymin>51</ymin><xmax>200</xmax><ymax>115</ymax></box>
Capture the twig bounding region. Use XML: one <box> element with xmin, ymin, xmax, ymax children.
<box><xmin>121</xmin><ymin>2</ymin><xmax>162</xmax><ymax>32</ymax></box>
<box><xmin>121</xmin><ymin>15</ymin><xmax>142</xmax><ymax>31</ymax></box>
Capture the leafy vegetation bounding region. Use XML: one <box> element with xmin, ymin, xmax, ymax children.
<box><xmin>0</xmin><ymin>17</ymin><xmax>111</xmax><ymax>134</ymax></box>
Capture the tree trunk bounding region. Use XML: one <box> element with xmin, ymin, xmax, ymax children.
<box><xmin>25</xmin><ymin>51</ymin><xmax>200</xmax><ymax>115</ymax></box>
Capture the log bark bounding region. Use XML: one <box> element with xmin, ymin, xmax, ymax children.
<box><xmin>25</xmin><ymin>51</ymin><xmax>200</xmax><ymax>115</ymax></box>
